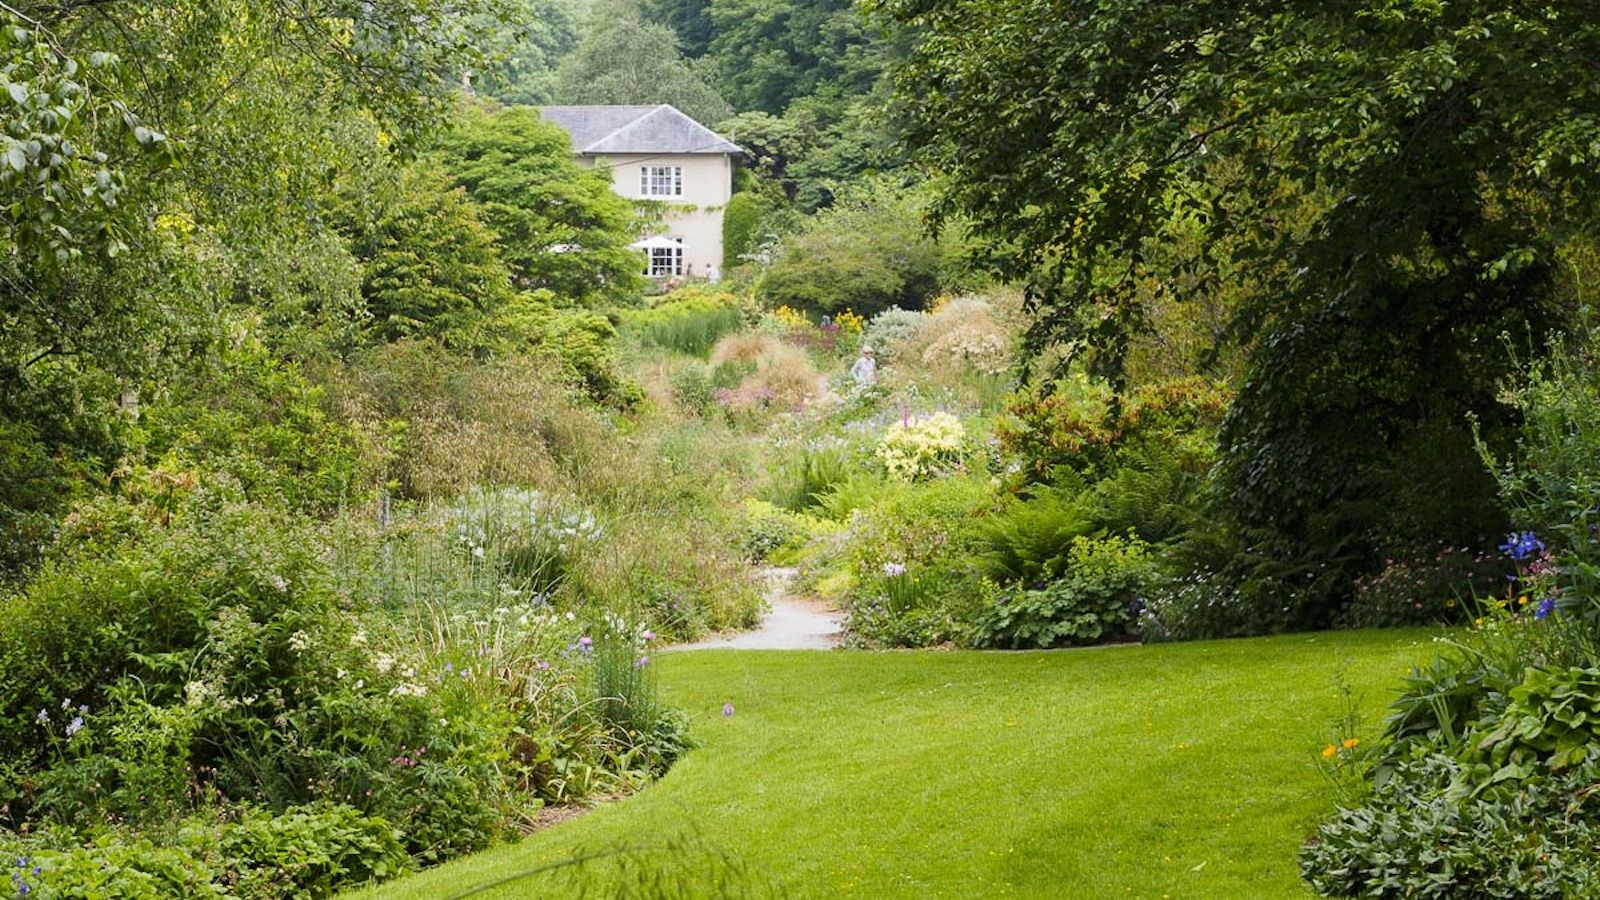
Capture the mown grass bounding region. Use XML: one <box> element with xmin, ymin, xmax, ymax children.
<box><xmin>358</xmin><ymin>629</ymin><xmax>1437</xmax><ymax>899</ymax></box>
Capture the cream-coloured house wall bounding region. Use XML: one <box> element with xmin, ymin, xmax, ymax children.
<box><xmin>581</xmin><ymin>152</ymin><xmax>732</xmax><ymax>276</ymax></box>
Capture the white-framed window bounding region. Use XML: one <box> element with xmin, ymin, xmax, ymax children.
<box><xmin>646</xmin><ymin>244</ymin><xmax>683</xmax><ymax>277</ymax></box>
<box><xmin>640</xmin><ymin>165</ymin><xmax>683</xmax><ymax>198</ymax></box>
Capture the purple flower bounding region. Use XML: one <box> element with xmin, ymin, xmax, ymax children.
<box><xmin>1499</xmin><ymin>531</ymin><xmax>1546</xmax><ymax>562</ymax></box>
<box><xmin>635</xmin><ymin>656</ymin><xmax>649</xmax><ymax>669</ymax></box>
<box><xmin>1536</xmin><ymin>598</ymin><xmax>1558</xmax><ymax>620</ymax></box>
<box><xmin>642</xmin><ymin>630</ymin><xmax>657</xmax><ymax>642</ymax></box>
<box><xmin>722</xmin><ymin>702</ymin><xmax>735</xmax><ymax>717</ymax></box>
<box><xmin>65</xmin><ymin>717</ymin><xmax>83</xmax><ymax>737</ymax></box>
<box><xmin>34</xmin><ymin>710</ymin><xmax>47</xmax><ymax>725</ymax></box>
<box><xmin>445</xmin><ymin>662</ymin><xmax>454</xmax><ymax>673</ymax></box>
<box><xmin>882</xmin><ymin>562</ymin><xmax>906</xmax><ymax>578</ymax></box>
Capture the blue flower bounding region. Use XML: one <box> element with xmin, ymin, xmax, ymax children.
<box><xmin>1499</xmin><ymin>531</ymin><xmax>1546</xmax><ymax>562</ymax></box>
<box><xmin>1536</xmin><ymin>598</ymin><xmax>1558</xmax><ymax>620</ymax></box>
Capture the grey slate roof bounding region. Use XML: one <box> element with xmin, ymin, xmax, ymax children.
<box><xmin>537</xmin><ymin>104</ymin><xmax>743</xmax><ymax>156</ymax></box>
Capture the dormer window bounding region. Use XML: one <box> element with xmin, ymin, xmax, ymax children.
<box><xmin>640</xmin><ymin>165</ymin><xmax>683</xmax><ymax>198</ymax></box>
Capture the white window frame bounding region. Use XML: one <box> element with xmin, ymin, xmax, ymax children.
<box><xmin>640</xmin><ymin>165</ymin><xmax>683</xmax><ymax>198</ymax></box>
<box><xmin>646</xmin><ymin>243</ymin><xmax>683</xmax><ymax>277</ymax></box>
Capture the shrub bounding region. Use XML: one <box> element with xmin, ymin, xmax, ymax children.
<box><xmin>722</xmin><ymin>191</ymin><xmax>770</xmax><ymax>268</ymax></box>
<box><xmin>862</xmin><ymin>307</ymin><xmax>926</xmax><ymax>361</ymax></box>
<box><xmin>715</xmin><ymin>344</ymin><xmax>819</xmax><ymax>413</ymax></box>
<box><xmin>1302</xmin><ymin>750</ymin><xmax>1600</xmax><ymax>898</ymax></box>
<box><xmin>971</xmin><ymin>535</ymin><xmax>1155</xmax><ymax>648</ymax></box>
<box><xmin>709</xmin><ymin>331</ymin><xmax>783</xmax><ymax>368</ymax></box>
<box><xmin>737</xmin><ymin>499</ymin><xmax>823</xmax><ymax>563</ymax></box>
<box><xmin>758</xmin><ymin>182</ymin><xmax>966</xmax><ymax>317</ymax></box>
<box><xmin>218</xmin><ymin>802</ymin><xmax>410</xmax><ymax>897</ymax></box>
<box><xmin>765</xmin><ymin>446</ymin><xmax>852</xmax><ymax>512</ymax></box>
<box><xmin>1342</xmin><ymin>545</ymin><xmax>1508</xmax><ymax>628</ymax></box>
<box><xmin>627</xmin><ymin>291</ymin><xmax>746</xmax><ymax>356</ymax></box>
<box><xmin>876</xmin><ymin>412</ymin><xmax>969</xmax><ymax>480</ymax></box>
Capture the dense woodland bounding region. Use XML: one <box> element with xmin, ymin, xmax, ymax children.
<box><xmin>3</xmin><ymin>0</ymin><xmax>1600</xmax><ymax>896</ymax></box>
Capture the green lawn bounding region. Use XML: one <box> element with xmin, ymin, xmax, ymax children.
<box><xmin>360</xmin><ymin>630</ymin><xmax>1436</xmax><ymax>899</ymax></box>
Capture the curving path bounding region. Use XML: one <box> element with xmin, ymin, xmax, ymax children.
<box><xmin>670</xmin><ymin>567</ymin><xmax>844</xmax><ymax>651</ymax></box>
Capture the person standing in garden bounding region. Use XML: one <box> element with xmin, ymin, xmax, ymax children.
<box><xmin>851</xmin><ymin>345</ymin><xmax>878</xmax><ymax>386</ymax></box>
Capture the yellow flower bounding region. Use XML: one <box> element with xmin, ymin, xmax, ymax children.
<box><xmin>1321</xmin><ymin>745</ymin><xmax>1337</xmax><ymax>759</ymax></box>
<box><xmin>1475</xmin><ymin>617</ymin><xmax>1485</xmax><ymax>627</ymax></box>
<box><xmin>1518</xmin><ymin>595</ymin><xmax>1529</xmax><ymax>606</ymax></box>
<box><xmin>1445</xmin><ymin>598</ymin><xmax>1456</xmax><ymax>608</ymax></box>
<box><xmin>1342</xmin><ymin>738</ymin><xmax>1360</xmax><ymax>750</ymax></box>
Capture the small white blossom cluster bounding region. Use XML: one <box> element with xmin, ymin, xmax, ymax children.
<box><xmin>876</xmin><ymin>412</ymin><xmax>969</xmax><ymax>480</ymax></box>
<box><xmin>448</xmin><ymin>487</ymin><xmax>603</xmax><ymax>559</ymax></box>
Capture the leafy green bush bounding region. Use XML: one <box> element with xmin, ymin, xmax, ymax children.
<box><xmin>738</xmin><ymin>499</ymin><xmax>827</xmax><ymax>563</ymax></box>
<box><xmin>722</xmin><ymin>191</ymin><xmax>771</xmax><ymax>268</ymax></box>
<box><xmin>218</xmin><ymin>803</ymin><xmax>410</xmax><ymax>897</ymax></box>
<box><xmin>861</xmin><ymin>307</ymin><xmax>927</xmax><ymax>361</ymax></box>
<box><xmin>972</xmin><ymin>535</ymin><xmax>1155</xmax><ymax>648</ymax></box>
<box><xmin>759</xmin><ymin>182</ymin><xmax>967</xmax><ymax>317</ymax></box>
<box><xmin>628</xmin><ymin>293</ymin><xmax>747</xmax><ymax>357</ymax></box>
<box><xmin>765</xmin><ymin>446</ymin><xmax>853</xmax><ymax>512</ymax></box>
<box><xmin>0</xmin><ymin>832</ymin><xmax>226</xmax><ymax>900</ymax></box>
<box><xmin>1302</xmin><ymin>750</ymin><xmax>1600</xmax><ymax>897</ymax></box>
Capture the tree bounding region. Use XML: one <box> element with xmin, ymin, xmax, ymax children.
<box><xmin>640</xmin><ymin>0</ymin><xmax>716</xmax><ymax>58</ymax></box>
<box><xmin>351</xmin><ymin>161</ymin><xmax>517</xmax><ymax>345</ymax></box>
<box><xmin>0</xmin><ymin>0</ymin><xmax>514</xmax><ymax>576</ymax></box>
<box><xmin>760</xmin><ymin>180</ymin><xmax>965</xmax><ymax>317</ymax></box>
<box><xmin>439</xmin><ymin>106</ymin><xmax>643</xmax><ymax>303</ymax></box>
<box><xmin>472</xmin><ymin>0</ymin><xmax>583</xmax><ymax>106</ymax></box>
<box><xmin>707</xmin><ymin>0</ymin><xmax>881</xmax><ymax>115</ymax></box>
<box><xmin>877</xmin><ymin>0</ymin><xmax>1600</xmax><ymax>625</ymax></box>
<box><xmin>553</xmin><ymin>16</ymin><xmax>731</xmax><ymax>126</ymax></box>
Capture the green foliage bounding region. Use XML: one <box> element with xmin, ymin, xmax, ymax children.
<box><xmin>439</xmin><ymin>106</ymin><xmax>643</xmax><ymax>303</ymax></box>
<box><xmin>972</xmin><ymin>535</ymin><xmax>1155</xmax><ymax>649</ymax></box>
<box><xmin>721</xmin><ymin>191</ymin><xmax>771</xmax><ymax>268</ymax></box>
<box><xmin>1482</xmin><ymin>321</ymin><xmax>1600</xmax><ymax>632</ymax></box>
<box><xmin>553</xmin><ymin>15</ymin><xmax>731</xmax><ymax>126</ymax></box>
<box><xmin>1302</xmin><ymin>751</ymin><xmax>1600</xmax><ymax>898</ymax></box>
<box><xmin>707</xmin><ymin>0</ymin><xmax>882</xmax><ymax>116</ymax></box>
<box><xmin>0</xmin><ymin>831</ymin><xmax>226</xmax><ymax>900</ymax></box>
<box><xmin>592</xmin><ymin>622</ymin><xmax>690</xmax><ymax>775</ymax></box>
<box><xmin>218</xmin><ymin>803</ymin><xmax>411</xmax><ymax>897</ymax></box>
<box><xmin>351</xmin><ymin>160</ymin><xmax>517</xmax><ymax>346</ymax></box>
<box><xmin>879</xmin><ymin>0</ymin><xmax>1598</xmax><ymax>627</ymax></box>
<box><xmin>759</xmin><ymin>182</ymin><xmax>962</xmax><ymax>317</ymax></box>
<box><xmin>736</xmin><ymin>499</ymin><xmax>826</xmax><ymax>563</ymax></box>
<box><xmin>627</xmin><ymin>290</ymin><xmax>746</xmax><ymax>356</ymax></box>
<box><xmin>139</xmin><ymin>330</ymin><xmax>375</xmax><ymax>516</ymax></box>
<box><xmin>765</xmin><ymin>446</ymin><xmax>852</xmax><ymax>513</ymax></box>
<box><xmin>471</xmin><ymin>0</ymin><xmax>582</xmax><ymax>105</ymax></box>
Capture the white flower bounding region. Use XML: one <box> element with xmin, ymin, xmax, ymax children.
<box><xmin>388</xmin><ymin>682</ymin><xmax>428</xmax><ymax>698</ymax></box>
<box><xmin>350</xmin><ymin>628</ymin><xmax>367</xmax><ymax>647</ymax></box>
<box><xmin>472</xmin><ymin>545</ymin><xmax>485</xmax><ymax>559</ymax></box>
<box><xmin>288</xmin><ymin>630</ymin><xmax>312</xmax><ymax>652</ymax></box>
<box><xmin>267</xmin><ymin>574</ymin><xmax>289</xmax><ymax>593</ymax></box>
<box><xmin>375</xmin><ymin>653</ymin><xmax>396</xmax><ymax>675</ymax></box>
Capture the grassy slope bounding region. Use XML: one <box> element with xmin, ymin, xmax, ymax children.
<box><xmin>362</xmin><ymin>630</ymin><xmax>1436</xmax><ymax>899</ymax></box>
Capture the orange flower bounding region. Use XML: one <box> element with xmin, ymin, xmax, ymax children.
<box><xmin>1342</xmin><ymin>738</ymin><xmax>1360</xmax><ymax>750</ymax></box>
<box><xmin>1321</xmin><ymin>745</ymin><xmax>1337</xmax><ymax>759</ymax></box>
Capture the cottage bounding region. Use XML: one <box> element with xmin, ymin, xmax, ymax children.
<box><xmin>538</xmin><ymin>104</ymin><xmax>743</xmax><ymax>279</ymax></box>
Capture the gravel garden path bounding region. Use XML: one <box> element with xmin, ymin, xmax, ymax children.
<box><xmin>671</xmin><ymin>567</ymin><xmax>844</xmax><ymax>651</ymax></box>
